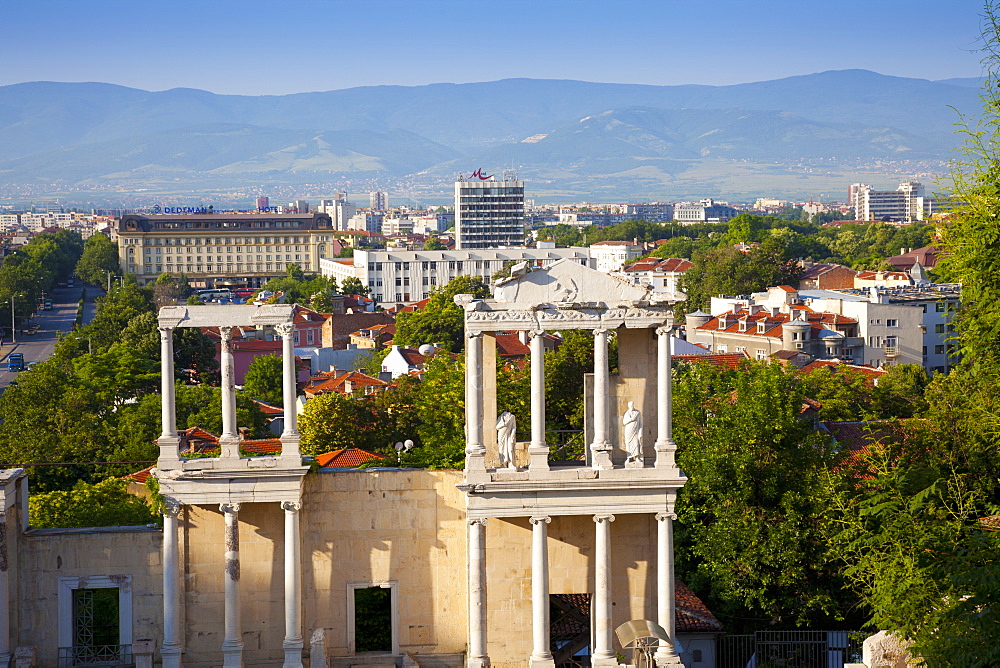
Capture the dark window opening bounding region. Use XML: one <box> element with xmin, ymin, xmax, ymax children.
<box><xmin>355</xmin><ymin>586</ymin><xmax>392</xmax><ymax>652</ymax></box>
<box><xmin>551</xmin><ymin>593</ymin><xmax>591</xmax><ymax>667</ymax></box>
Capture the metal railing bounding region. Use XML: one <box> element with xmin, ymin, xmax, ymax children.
<box><xmin>57</xmin><ymin>645</ymin><xmax>134</xmax><ymax>667</ymax></box>
<box><xmin>717</xmin><ymin>631</ymin><xmax>864</xmax><ymax>668</ymax></box>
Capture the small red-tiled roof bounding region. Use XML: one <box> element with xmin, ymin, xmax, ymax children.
<box><xmin>675</xmin><ymin>580</ymin><xmax>725</xmax><ymax>633</ymax></box>
<box><xmin>124</xmin><ymin>466</ymin><xmax>154</xmax><ymax>484</ymax></box>
<box><xmin>776</xmin><ymin>285</ymin><xmax>797</xmax><ymax>292</ymax></box>
<box><xmin>856</xmin><ymin>270</ymin><xmax>910</xmax><ymax>281</ymax></box>
<box><xmin>622</xmin><ymin>257</ymin><xmax>693</xmax><ymax>273</ymax></box>
<box><xmin>697</xmin><ymin>308</ymin><xmax>857</xmax><ymax>339</ymax></box>
<box><xmin>673</xmin><ymin>352</ymin><xmax>751</xmax><ymax>369</ymax></box>
<box><xmin>315</xmin><ymin>448</ymin><xmax>385</xmax><ymax>468</ymax></box>
<box><xmin>494</xmin><ymin>333</ymin><xmax>531</xmax><ymax>357</ymax></box>
<box><xmin>305</xmin><ymin>370</ymin><xmax>389</xmax><ymax>396</ymax></box>
<box><xmin>253</xmin><ymin>399</ymin><xmax>284</xmax><ymax>415</ymax></box>
<box><xmin>399</xmin><ymin>348</ymin><xmax>426</xmax><ymax>366</ymax></box>
<box><xmin>239</xmin><ymin>439</ymin><xmax>283</xmax><ymax>454</ymax></box>
<box><xmin>396</xmin><ymin>297</ymin><xmax>432</xmax><ymax>313</ymax></box>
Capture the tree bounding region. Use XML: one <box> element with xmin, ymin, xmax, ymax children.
<box><xmin>680</xmin><ymin>237</ymin><xmax>801</xmax><ymax>311</ymax></box>
<box><xmin>286</xmin><ymin>263</ymin><xmax>305</xmax><ymax>281</ymax></box>
<box><xmin>152</xmin><ymin>273</ymin><xmax>182</xmax><ymax>308</ymax></box>
<box><xmin>243</xmin><ymin>354</ymin><xmax>283</xmax><ymax>405</ymax></box>
<box><xmin>423</xmin><ymin>237</ymin><xmax>447</xmax><ymax>251</ymax></box>
<box><xmin>340</xmin><ymin>276</ymin><xmax>369</xmax><ymax>297</ymax></box>
<box><xmin>393</xmin><ymin>276</ymin><xmax>490</xmax><ymax>351</ymax></box>
<box><xmin>75</xmin><ymin>233</ymin><xmax>120</xmax><ymax>286</ymax></box>
<box><xmin>29</xmin><ymin>478</ymin><xmax>159</xmax><ymax>528</ymax></box>
<box><xmin>673</xmin><ymin>360</ymin><xmax>853</xmax><ymax>631</ymax></box>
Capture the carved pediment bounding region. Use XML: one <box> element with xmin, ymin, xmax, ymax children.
<box><xmin>493</xmin><ymin>259</ymin><xmax>651</xmax><ymax>307</ymax></box>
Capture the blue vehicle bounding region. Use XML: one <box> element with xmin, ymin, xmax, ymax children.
<box><xmin>8</xmin><ymin>353</ymin><xmax>24</xmax><ymax>372</ymax></box>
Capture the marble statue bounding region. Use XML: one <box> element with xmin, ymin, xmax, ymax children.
<box><xmin>496</xmin><ymin>411</ymin><xmax>517</xmax><ymax>469</ymax></box>
<box><xmin>622</xmin><ymin>402</ymin><xmax>642</xmax><ymax>462</ymax></box>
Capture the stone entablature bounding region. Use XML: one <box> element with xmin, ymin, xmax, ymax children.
<box><xmin>458</xmin><ymin>260</ymin><xmax>687</xmax><ymax>668</ymax></box>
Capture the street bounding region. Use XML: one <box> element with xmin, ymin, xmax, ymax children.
<box><xmin>0</xmin><ymin>284</ymin><xmax>100</xmax><ymax>393</ymax></box>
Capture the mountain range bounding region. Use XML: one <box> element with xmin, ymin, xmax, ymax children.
<box><xmin>0</xmin><ymin>70</ymin><xmax>984</xmax><ymax>202</ymax></box>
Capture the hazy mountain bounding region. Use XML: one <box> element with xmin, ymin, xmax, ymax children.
<box><xmin>0</xmin><ymin>70</ymin><xmax>982</xmax><ymax>198</ymax></box>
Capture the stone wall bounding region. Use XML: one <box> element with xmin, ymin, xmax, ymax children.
<box><xmin>11</xmin><ymin>469</ymin><xmax>666</xmax><ymax>667</ymax></box>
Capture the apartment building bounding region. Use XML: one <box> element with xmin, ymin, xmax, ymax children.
<box><xmin>850</xmin><ymin>181</ymin><xmax>934</xmax><ymax>222</ymax></box>
<box><xmin>319</xmin><ymin>247</ymin><xmax>593</xmax><ymax>305</ymax></box>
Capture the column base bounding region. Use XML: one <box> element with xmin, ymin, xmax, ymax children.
<box><xmin>218</xmin><ymin>436</ymin><xmax>242</xmax><ymax>461</ymax></box>
<box><xmin>653</xmin><ymin>440</ymin><xmax>677</xmax><ymax>470</ymax></box>
<box><xmin>527</xmin><ymin>446</ymin><xmax>550</xmax><ymax>472</ymax></box>
<box><xmin>157</xmin><ymin>436</ymin><xmax>183</xmax><ymax>467</ymax></box>
<box><xmin>592</xmin><ymin>653</ymin><xmax>619</xmax><ymax>667</ymax></box>
<box><xmin>160</xmin><ymin>645</ymin><xmax>183</xmax><ymax>668</ymax></box>
<box><xmin>282</xmin><ymin>641</ymin><xmax>304</xmax><ymax>668</ymax></box>
<box><xmin>467</xmin><ymin>656</ymin><xmax>490</xmax><ymax>668</ymax></box>
<box><xmin>654</xmin><ymin>651</ymin><xmax>684</xmax><ymax>666</ymax></box>
<box><xmin>221</xmin><ymin>642</ymin><xmax>244</xmax><ymax>668</ymax></box>
<box><xmin>591</xmin><ymin>443</ymin><xmax>613</xmax><ymax>470</ymax></box>
<box><xmin>529</xmin><ymin>657</ymin><xmax>555</xmax><ymax>668</ymax></box>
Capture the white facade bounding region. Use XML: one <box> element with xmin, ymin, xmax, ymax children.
<box><xmin>589</xmin><ymin>241</ymin><xmax>643</xmax><ymax>273</ymax></box>
<box><xmin>455</xmin><ymin>174</ymin><xmax>525</xmax><ymax>250</ymax></box>
<box><xmin>320</xmin><ymin>248</ymin><xmax>594</xmax><ymax>305</ymax></box>
<box><xmin>851</xmin><ymin>181</ymin><xmax>933</xmax><ymax>222</ymax></box>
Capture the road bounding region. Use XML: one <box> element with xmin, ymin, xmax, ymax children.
<box><xmin>0</xmin><ymin>284</ymin><xmax>101</xmax><ymax>392</ymax></box>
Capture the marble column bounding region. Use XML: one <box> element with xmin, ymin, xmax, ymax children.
<box><xmin>654</xmin><ymin>512</ymin><xmax>682</xmax><ymax>665</ymax></box>
<box><xmin>465</xmin><ymin>332</ymin><xmax>486</xmax><ymax>473</ymax></box>
<box><xmin>654</xmin><ymin>326</ymin><xmax>677</xmax><ymax>470</ymax></box>
<box><xmin>528</xmin><ymin>330</ymin><xmax>550</xmax><ymax>472</ymax></box>
<box><xmin>218</xmin><ymin>328</ymin><xmax>240</xmax><ymax>460</ymax></box>
<box><xmin>590</xmin><ymin>329</ymin><xmax>613</xmax><ymax>469</ymax></box>
<box><xmin>276</xmin><ymin>323</ymin><xmax>302</xmax><ymax>463</ymax></box>
<box><xmin>282</xmin><ymin>502</ymin><xmax>304</xmax><ymax>668</ymax></box>
<box><xmin>592</xmin><ymin>514</ymin><xmax>616</xmax><ymax>666</ymax></box>
<box><xmin>529</xmin><ymin>516</ymin><xmax>554</xmax><ymax>667</ymax></box>
<box><xmin>161</xmin><ymin>501</ymin><xmax>183</xmax><ymax>668</ymax></box>
<box><xmin>220</xmin><ymin>503</ymin><xmax>244</xmax><ymax>668</ymax></box>
<box><xmin>0</xmin><ymin>512</ymin><xmax>9</xmax><ymax>667</ymax></box>
<box><xmin>157</xmin><ymin>326</ymin><xmax>181</xmax><ymax>464</ymax></box>
<box><xmin>467</xmin><ymin>518</ymin><xmax>489</xmax><ymax>668</ymax></box>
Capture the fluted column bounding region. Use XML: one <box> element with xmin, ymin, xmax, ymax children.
<box><xmin>218</xmin><ymin>328</ymin><xmax>240</xmax><ymax>460</ymax></box>
<box><xmin>0</xmin><ymin>513</ymin><xmax>9</xmax><ymax>667</ymax></box>
<box><xmin>590</xmin><ymin>329</ymin><xmax>613</xmax><ymax>469</ymax></box>
<box><xmin>282</xmin><ymin>502</ymin><xmax>304</xmax><ymax>668</ymax></box>
<box><xmin>654</xmin><ymin>325</ymin><xmax>677</xmax><ymax>469</ymax></box>
<box><xmin>221</xmin><ymin>503</ymin><xmax>244</xmax><ymax>668</ymax></box>
<box><xmin>529</xmin><ymin>516</ymin><xmax>554</xmax><ymax>667</ymax></box>
<box><xmin>528</xmin><ymin>331</ymin><xmax>550</xmax><ymax>472</ymax></box>
<box><xmin>276</xmin><ymin>323</ymin><xmax>302</xmax><ymax>463</ymax></box>
<box><xmin>654</xmin><ymin>512</ymin><xmax>682</xmax><ymax>665</ymax></box>
<box><xmin>157</xmin><ymin>326</ymin><xmax>181</xmax><ymax>465</ymax></box>
<box><xmin>467</xmin><ymin>518</ymin><xmax>489</xmax><ymax>668</ymax></box>
<box><xmin>162</xmin><ymin>500</ymin><xmax>183</xmax><ymax>668</ymax></box>
<box><xmin>465</xmin><ymin>332</ymin><xmax>486</xmax><ymax>474</ymax></box>
<box><xmin>592</xmin><ymin>514</ymin><xmax>616</xmax><ymax>666</ymax></box>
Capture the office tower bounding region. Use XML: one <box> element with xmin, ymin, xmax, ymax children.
<box><xmin>454</xmin><ymin>170</ymin><xmax>525</xmax><ymax>250</ymax></box>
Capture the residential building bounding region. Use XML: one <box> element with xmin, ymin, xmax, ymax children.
<box><xmin>798</xmin><ymin>262</ymin><xmax>857</xmax><ymax>290</ymax></box>
<box><xmin>345</xmin><ymin>212</ymin><xmax>383</xmax><ymax>234</ymax></box>
<box><xmin>116</xmin><ymin>212</ymin><xmax>336</xmax><ymax>288</ymax></box>
<box><xmin>624</xmin><ymin>203</ymin><xmax>675</xmax><ymax>221</ymax></box>
<box><xmin>370</xmin><ymin>190</ymin><xmax>388</xmax><ymax>211</ymax></box>
<box><xmin>454</xmin><ymin>171</ymin><xmax>525</xmax><ymax>249</ymax></box>
<box><xmin>704</xmin><ymin>283</ymin><xmax>961</xmax><ymax>372</ymax></box>
<box><xmin>617</xmin><ymin>257</ymin><xmax>692</xmax><ymax>294</ymax></box>
<box><xmin>688</xmin><ymin>287</ymin><xmax>863</xmax><ymax>362</ymax></box>
<box><xmin>850</xmin><ymin>181</ymin><xmax>933</xmax><ymax>222</ymax></box>
<box><xmin>319</xmin><ymin>247</ymin><xmax>594</xmax><ymax>305</ymax></box>
<box><xmin>302</xmin><ymin>369</ymin><xmax>388</xmax><ymax>397</ymax></box>
<box><xmin>381</xmin><ymin>217</ymin><xmax>415</xmax><ymax>236</ymax></box>
<box><xmin>332</xmin><ymin>200</ymin><xmax>357</xmax><ymax>231</ymax></box>
<box><xmin>589</xmin><ymin>240</ymin><xmax>644</xmax><ymax>273</ymax></box>
<box><xmin>886</xmin><ymin>245</ymin><xmax>940</xmax><ymax>271</ymax></box>
<box><xmin>673</xmin><ymin>199</ymin><xmax>737</xmax><ymax>224</ymax></box>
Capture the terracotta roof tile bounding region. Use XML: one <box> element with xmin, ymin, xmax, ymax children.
<box><xmin>675</xmin><ymin>581</ymin><xmax>725</xmax><ymax>633</ymax></box>
<box><xmin>315</xmin><ymin>448</ymin><xmax>385</xmax><ymax>467</ymax></box>
<box><xmin>123</xmin><ymin>466</ymin><xmax>153</xmax><ymax>484</ymax></box>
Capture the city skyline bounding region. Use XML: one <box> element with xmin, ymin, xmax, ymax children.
<box><xmin>2</xmin><ymin>0</ymin><xmax>987</xmax><ymax>96</ymax></box>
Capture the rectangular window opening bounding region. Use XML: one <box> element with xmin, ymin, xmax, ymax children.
<box><xmin>351</xmin><ymin>583</ymin><xmax>396</xmax><ymax>654</ymax></box>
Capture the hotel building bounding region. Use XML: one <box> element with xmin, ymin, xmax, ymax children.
<box><xmin>454</xmin><ymin>172</ymin><xmax>525</xmax><ymax>249</ymax></box>
<box><xmin>117</xmin><ymin>212</ymin><xmax>336</xmax><ymax>288</ymax></box>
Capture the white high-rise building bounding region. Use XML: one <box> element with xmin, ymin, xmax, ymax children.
<box><xmin>370</xmin><ymin>191</ymin><xmax>388</xmax><ymax>211</ymax></box>
<box><xmin>454</xmin><ymin>170</ymin><xmax>525</xmax><ymax>250</ymax></box>
<box><xmin>850</xmin><ymin>182</ymin><xmax>933</xmax><ymax>222</ymax></box>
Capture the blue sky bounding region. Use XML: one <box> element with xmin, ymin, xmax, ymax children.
<box><xmin>3</xmin><ymin>0</ymin><xmax>987</xmax><ymax>94</ymax></box>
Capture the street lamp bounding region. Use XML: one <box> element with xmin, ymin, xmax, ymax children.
<box><xmin>3</xmin><ymin>294</ymin><xmax>24</xmax><ymax>345</ymax></box>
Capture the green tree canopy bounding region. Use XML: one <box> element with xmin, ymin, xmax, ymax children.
<box><xmin>243</xmin><ymin>354</ymin><xmax>283</xmax><ymax>405</ymax></box>
<box><xmin>29</xmin><ymin>478</ymin><xmax>159</xmax><ymax>529</ymax></box>
<box><xmin>75</xmin><ymin>233</ymin><xmax>121</xmax><ymax>286</ymax></box>
<box><xmin>393</xmin><ymin>275</ymin><xmax>490</xmax><ymax>351</ymax></box>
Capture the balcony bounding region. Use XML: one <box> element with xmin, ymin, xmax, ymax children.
<box><xmin>885</xmin><ymin>346</ymin><xmax>899</xmax><ymax>358</ymax></box>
